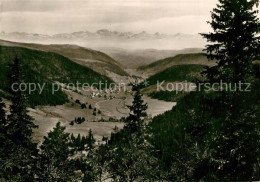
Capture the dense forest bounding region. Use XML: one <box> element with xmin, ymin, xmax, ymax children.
<box><xmin>0</xmin><ymin>46</ymin><xmax>113</xmax><ymax>107</ymax></box>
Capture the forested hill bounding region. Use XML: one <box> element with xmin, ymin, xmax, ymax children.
<box><xmin>0</xmin><ymin>39</ymin><xmax>128</xmax><ymax>77</ymax></box>
<box><xmin>0</xmin><ymin>45</ymin><xmax>113</xmax><ymax>107</ymax></box>
<box><xmin>139</xmin><ymin>53</ymin><xmax>211</xmax><ymax>75</ymax></box>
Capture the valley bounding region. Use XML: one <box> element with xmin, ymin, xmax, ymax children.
<box><xmin>0</xmin><ymin>39</ymin><xmax>204</xmax><ymax>142</ymax></box>
<box><xmin>1</xmin><ymin>1</ymin><xmax>258</xmax><ymax>180</ymax></box>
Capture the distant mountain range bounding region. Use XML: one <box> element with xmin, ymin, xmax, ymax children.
<box><xmin>0</xmin><ymin>29</ymin><xmax>206</xmax><ymax>50</ymax></box>
<box><xmin>0</xmin><ymin>29</ymin><xmax>200</xmax><ymax>41</ymax></box>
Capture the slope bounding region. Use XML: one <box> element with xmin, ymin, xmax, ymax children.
<box><xmin>0</xmin><ymin>39</ymin><xmax>128</xmax><ymax>77</ymax></box>
<box><xmin>144</xmin><ymin>64</ymin><xmax>205</xmax><ymax>87</ymax></box>
<box><xmin>99</xmin><ymin>47</ymin><xmax>203</xmax><ymax>69</ymax></box>
<box><xmin>0</xmin><ymin>45</ymin><xmax>113</xmax><ymax>107</ymax></box>
<box><xmin>138</xmin><ymin>53</ymin><xmax>212</xmax><ymax>75</ymax></box>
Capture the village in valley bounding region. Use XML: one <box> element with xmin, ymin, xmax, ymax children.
<box><xmin>15</xmin><ymin>77</ymin><xmax>175</xmax><ymax>143</ymax></box>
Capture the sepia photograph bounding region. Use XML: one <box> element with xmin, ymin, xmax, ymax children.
<box><xmin>0</xmin><ymin>0</ymin><xmax>259</xmax><ymax>181</ymax></box>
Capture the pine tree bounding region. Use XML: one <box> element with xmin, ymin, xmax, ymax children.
<box><xmin>125</xmin><ymin>84</ymin><xmax>148</xmax><ymax>132</ymax></box>
<box><xmin>7</xmin><ymin>57</ymin><xmax>38</xmax><ymax>145</ymax></box>
<box><xmin>199</xmin><ymin>0</ymin><xmax>260</xmax><ymax>180</ymax></box>
<box><xmin>0</xmin><ymin>97</ymin><xmax>8</xmax><ymax>179</ymax></box>
<box><xmin>0</xmin><ymin>97</ymin><xmax>6</xmax><ymax>132</ymax></box>
<box><xmin>86</xmin><ymin>129</ymin><xmax>95</xmax><ymax>150</ymax></box>
<box><xmin>4</xmin><ymin>57</ymin><xmax>38</xmax><ymax>181</ymax></box>
<box><xmin>107</xmin><ymin>133</ymin><xmax>160</xmax><ymax>181</ymax></box>
<box><xmin>84</xmin><ymin>144</ymin><xmax>110</xmax><ymax>181</ymax></box>
<box><xmin>201</xmin><ymin>0</ymin><xmax>260</xmax><ymax>83</ymax></box>
<box><xmin>38</xmin><ymin>122</ymin><xmax>76</xmax><ymax>181</ymax></box>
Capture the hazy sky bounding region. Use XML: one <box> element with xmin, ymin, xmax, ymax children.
<box><xmin>0</xmin><ymin>0</ymin><xmax>221</xmax><ymax>35</ymax></box>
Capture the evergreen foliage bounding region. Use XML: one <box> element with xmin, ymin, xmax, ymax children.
<box><xmin>1</xmin><ymin>1</ymin><xmax>260</xmax><ymax>181</ymax></box>
<box><xmin>199</xmin><ymin>0</ymin><xmax>260</xmax><ymax>180</ymax></box>
<box><xmin>7</xmin><ymin>57</ymin><xmax>38</xmax><ymax>145</ymax></box>
<box><xmin>148</xmin><ymin>91</ymin><xmax>186</xmax><ymax>102</ymax></box>
<box><xmin>81</xmin><ymin>103</ymin><xmax>87</xmax><ymax>109</ymax></box>
<box><xmin>201</xmin><ymin>0</ymin><xmax>260</xmax><ymax>83</ymax></box>
<box><xmin>0</xmin><ymin>97</ymin><xmax>8</xmax><ymax>180</ymax></box>
<box><xmin>0</xmin><ymin>57</ymin><xmax>38</xmax><ymax>181</ymax></box>
<box><xmin>0</xmin><ymin>46</ymin><xmax>113</xmax><ymax>107</ymax></box>
<box><xmin>125</xmin><ymin>84</ymin><xmax>148</xmax><ymax>132</ymax></box>
<box><xmin>147</xmin><ymin>0</ymin><xmax>260</xmax><ymax>180</ymax></box>
<box><xmin>108</xmin><ymin>132</ymin><xmax>160</xmax><ymax>181</ymax></box>
<box><xmin>86</xmin><ymin>129</ymin><xmax>95</xmax><ymax>150</ymax></box>
<box><xmin>0</xmin><ymin>97</ymin><xmax>6</xmax><ymax>132</ymax></box>
<box><xmin>139</xmin><ymin>64</ymin><xmax>204</xmax><ymax>89</ymax></box>
<box><xmin>37</xmin><ymin>122</ymin><xmax>76</xmax><ymax>181</ymax></box>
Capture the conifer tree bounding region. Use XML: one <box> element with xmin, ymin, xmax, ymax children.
<box><xmin>199</xmin><ymin>0</ymin><xmax>260</xmax><ymax>180</ymax></box>
<box><xmin>86</xmin><ymin>129</ymin><xmax>95</xmax><ymax>150</ymax></box>
<box><xmin>0</xmin><ymin>97</ymin><xmax>6</xmax><ymax>132</ymax></box>
<box><xmin>125</xmin><ymin>84</ymin><xmax>148</xmax><ymax>132</ymax></box>
<box><xmin>4</xmin><ymin>57</ymin><xmax>38</xmax><ymax>181</ymax></box>
<box><xmin>107</xmin><ymin>133</ymin><xmax>160</xmax><ymax>181</ymax></box>
<box><xmin>0</xmin><ymin>97</ymin><xmax>8</xmax><ymax>179</ymax></box>
<box><xmin>38</xmin><ymin>122</ymin><xmax>76</xmax><ymax>181</ymax></box>
<box><xmin>201</xmin><ymin>0</ymin><xmax>260</xmax><ymax>83</ymax></box>
<box><xmin>7</xmin><ymin>57</ymin><xmax>38</xmax><ymax>145</ymax></box>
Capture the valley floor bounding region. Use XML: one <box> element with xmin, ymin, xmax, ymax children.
<box><xmin>4</xmin><ymin>81</ymin><xmax>175</xmax><ymax>142</ymax></box>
